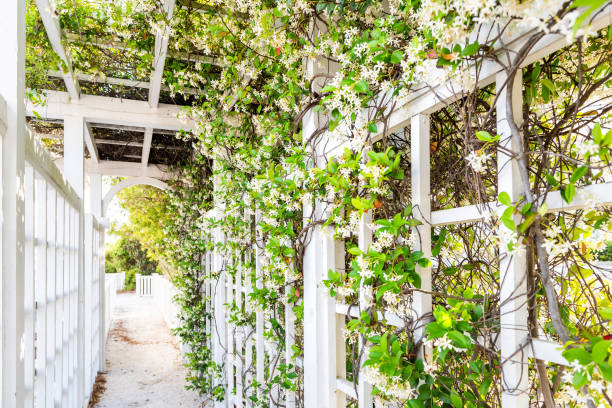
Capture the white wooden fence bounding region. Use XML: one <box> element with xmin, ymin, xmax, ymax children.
<box><xmin>136</xmin><ymin>274</ymin><xmax>153</xmax><ymax>297</ymax></box>
<box><xmin>205</xmin><ymin>6</ymin><xmax>612</xmax><ymax>408</ymax></box>
<box><xmin>106</xmin><ymin>271</ymin><xmax>126</xmax><ymax>292</ymax></box>
<box><xmin>1</xmin><ymin>95</ymin><xmax>112</xmax><ymax>407</ymax></box>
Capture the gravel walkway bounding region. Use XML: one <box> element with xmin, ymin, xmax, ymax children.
<box><xmin>94</xmin><ymin>292</ymin><xmax>204</xmax><ymax>408</ymax></box>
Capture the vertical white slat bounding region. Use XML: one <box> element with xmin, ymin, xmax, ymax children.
<box><xmin>83</xmin><ymin>215</ymin><xmax>93</xmax><ymax>397</ymax></box>
<box><xmin>0</xmin><ymin>0</ymin><xmax>26</xmax><ymax>404</ymax></box>
<box><xmin>54</xmin><ymin>196</ymin><xmax>65</xmax><ymax>405</ymax></box>
<box><xmin>63</xmin><ymin>114</ymin><xmax>85</xmax><ymax>407</ymax></box>
<box><xmin>45</xmin><ymin>187</ymin><xmax>56</xmax><ymax>408</ymax></box>
<box><xmin>62</xmin><ymin>201</ymin><xmax>70</xmax><ymax>406</ymax></box>
<box><xmin>34</xmin><ymin>176</ymin><xmax>48</xmax><ymax>406</ymax></box>
<box><xmin>284</xmin><ymin>266</ymin><xmax>295</xmax><ymax>408</ymax></box>
<box><xmin>358</xmin><ymin>212</ymin><xmax>373</xmax><ymax>408</ymax></box>
<box><xmin>69</xmin><ymin>207</ymin><xmax>78</xmax><ymax>408</ymax></box>
<box><xmin>410</xmin><ymin>115</ymin><xmax>433</xmax><ymax>353</ymax></box>
<box><xmin>235</xmin><ymin>250</ymin><xmax>243</xmax><ymax>408</ymax></box>
<box><xmin>496</xmin><ymin>71</ymin><xmax>529</xmax><ymax>408</ymax></box>
<box><xmin>244</xmin><ymin>248</ymin><xmax>254</xmax><ymax>407</ymax></box>
<box><xmin>334</xmin><ymin>239</ymin><xmax>347</xmax><ymax>408</ymax></box>
<box><xmin>98</xmin><ymin>223</ymin><xmax>106</xmax><ymax>372</ymax></box>
<box><xmin>24</xmin><ymin>165</ymin><xmax>35</xmax><ymax>406</ymax></box>
<box><xmin>302</xmin><ymin>203</ymin><xmax>320</xmax><ymax>408</ymax></box>
<box><xmin>227</xmin><ymin>256</ymin><xmax>235</xmax><ymax>405</ymax></box>
<box><xmin>254</xmin><ymin>216</ymin><xmax>265</xmax><ymax>404</ymax></box>
<box><xmin>319</xmin><ymin>226</ymin><xmax>338</xmax><ymax>407</ymax></box>
<box><xmin>213</xmin><ymin>217</ymin><xmax>227</xmax><ymax>408</ymax></box>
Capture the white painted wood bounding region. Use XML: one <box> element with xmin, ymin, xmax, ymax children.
<box><xmin>334</xmin><ymin>240</ymin><xmax>347</xmax><ymax>408</ymax></box>
<box><xmin>63</xmin><ymin>114</ymin><xmax>87</xmax><ymax>407</ymax></box>
<box><xmin>33</xmin><ymin>176</ymin><xmax>48</xmax><ymax>406</ymax></box>
<box><xmin>48</xmin><ymin>70</ymin><xmax>202</xmax><ymax>96</ymax></box>
<box><xmin>102</xmin><ymin>176</ymin><xmax>169</xmax><ymax>216</ymax></box>
<box><xmin>0</xmin><ymin>0</ymin><xmax>26</xmax><ymax>404</ymax></box>
<box><xmin>319</xmin><ymin>226</ymin><xmax>339</xmax><ymax>407</ymax></box>
<box><xmin>410</xmin><ymin>114</ymin><xmax>433</xmax><ymax>351</ymax></box>
<box><xmin>336</xmin><ymin>378</ymin><xmax>357</xmax><ymax>400</ymax></box>
<box><xmin>301</xmin><ymin>204</ymin><xmax>320</xmax><ymax>408</ymax></box>
<box><xmin>84</xmin><ymin>122</ymin><xmax>99</xmax><ymax>165</ymax></box>
<box><xmin>357</xmin><ymin>212</ymin><xmax>373</xmax><ymax>408</ymax></box>
<box><xmin>141</xmin><ymin>128</ymin><xmax>153</xmax><ymax>168</ymax></box>
<box><xmin>56</xmin><ymin>158</ymin><xmax>171</xmax><ymax>179</ymax></box>
<box><xmin>34</xmin><ymin>0</ymin><xmax>80</xmax><ymax>100</ymax></box>
<box><xmin>497</xmin><ymin>71</ymin><xmax>529</xmax><ymax>408</ymax></box>
<box><xmin>45</xmin><ymin>188</ymin><xmax>56</xmax><ymax>408</ymax></box>
<box><xmin>254</xmin><ymin>214</ymin><xmax>265</xmax><ymax>404</ymax></box>
<box><xmin>23</xmin><ymin>165</ymin><xmax>35</xmax><ymax>407</ymax></box>
<box><xmin>528</xmin><ymin>338</ymin><xmax>568</xmax><ymax>367</ymax></box>
<box><xmin>213</xmin><ymin>207</ymin><xmax>227</xmax><ymax>408</ymax></box>
<box><xmin>149</xmin><ymin>0</ymin><xmax>177</xmax><ymax>108</ymax></box>
<box><xmin>284</xmin><ymin>266</ymin><xmax>295</xmax><ymax>408</ymax></box>
<box><xmin>373</xmin><ymin>4</ymin><xmax>612</xmax><ymax>137</ymax></box>
<box><xmin>25</xmin><ymin>129</ymin><xmax>80</xmax><ymax>209</ymax></box>
<box><xmin>26</xmin><ymin>90</ymin><xmax>194</xmax><ymax>130</ymax></box>
<box><xmin>226</xmin><ymin>258</ymin><xmax>235</xmax><ymax>405</ymax></box>
<box><xmin>54</xmin><ymin>196</ymin><xmax>65</xmax><ymax>405</ymax></box>
<box><xmin>235</xmin><ymin>250</ymin><xmax>244</xmax><ymax>408</ymax></box>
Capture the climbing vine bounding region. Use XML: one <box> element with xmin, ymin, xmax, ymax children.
<box><xmin>26</xmin><ymin>0</ymin><xmax>612</xmax><ymax>406</ymax></box>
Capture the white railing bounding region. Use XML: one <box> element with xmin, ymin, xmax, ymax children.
<box><xmin>136</xmin><ymin>274</ymin><xmax>153</xmax><ymax>297</ymax></box>
<box><xmin>205</xmin><ymin>6</ymin><xmax>612</xmax><ymax>408</ymax></box>
<box><xmin>106</xmin><ymin>271</ymin><xmax>125</xmax><ymax>292</ymax></box>
<box><xmin>150</xmin><ymin>275</ymin><xmax>180</xmax><ymax>330</ymax></box>
<box><xmin>16</xmin><ymin>124</ymin><xmax>109</xmax><ymax>408</ymax></box>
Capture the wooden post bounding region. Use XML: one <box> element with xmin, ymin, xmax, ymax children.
<box><xmin>496</xmin><ymin>71</ymin><xmax>529</xmax><ymax>408</ymax></box>
<box><xmin>63</xmin><ymin>114</ymin><xmax>86</xmax><ymax>406</ymax></box>
<box><xmin>358</xmin><ymin>212</ymin><xmax>373</xmax><ymax>408</ymax></box>
<box><xmin>24</xmin><ymin>166</ymin><xmax>35</xmax><ymax>406</ymax></box>
<box><xmin>410</xmin><ymin>115</ymin><xmax>433</xmax><ymax>353</ymax></box>
<box><xmin>0</xmin><ymin>0</ymin><xmax>26</xmax><ymax>404</ymax></box>
<box><xmin>34</xmin><ymin>177</ymin><xmax>48</xmax><ymax>405</ymax></box>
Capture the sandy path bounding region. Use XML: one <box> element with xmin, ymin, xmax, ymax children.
<box><xmin>94</xmin><ymin>292</ymin><xmax>204</xmax><ymax>408</ymax></box>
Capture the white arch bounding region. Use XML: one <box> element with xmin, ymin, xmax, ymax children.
<box><xmin>103</xmin><ymin>176</ymin><xmax>169</xmax><ymax>216</ymax></box>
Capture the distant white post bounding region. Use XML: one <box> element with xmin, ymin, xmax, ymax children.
<box><xmin>64</xmin><ymin>115</ymin><xmax>86</xmax><ymax>406</ymax></box>
<box><xmin>496</xmin><ymin>71</ymin><xmax>529</xmax><ymax>408</ymax></box>
<box><xmin>0</xmin><ymin>0</ymin><xmax>26</xmax><ymax>405</ymax></box>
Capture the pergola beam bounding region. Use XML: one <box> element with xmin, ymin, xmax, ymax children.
<box><xmin>27</xmin><ymin>90</ymin><xmax>193</xmax><ymax>130</ymax></box>
<box><xmin>149</xmin><ymin>0</ymin><xmax>177</xmax><ymax>109</ymax></box>
<box><xmin>141</xmin><ymin>128</ymin><xmax>153</xmax><ymax>167</ymax></box>
<box><xmin>64</xmin><ymin>33</ymin><xmax>225</xmax><ymax>67</ymax></box>
<box><xmin>48</xmin><ymin>71</ymin><xmax>200</xmax><ymax>95</ymax></box>
<box><xmin>54</xmin><ymin>158</ymin><xmax>171</xmax><ymax>178</ymax></box>
<box><xmin>34</xmin><ymin>0</ymin><xmax>80</xmax><ymax>100</ymax></box>
<box><xmin>84</xmin><ymin>122</ymin><xmax>99</xmax><ymax>164</ymax></box>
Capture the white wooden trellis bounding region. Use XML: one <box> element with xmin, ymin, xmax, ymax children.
<box><xmin>203</xmin><ymin>6</ymin><xmax>612</xmax><ymax>408</ymax></box>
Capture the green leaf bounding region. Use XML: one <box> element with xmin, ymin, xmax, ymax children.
<box><xmin>572</xmin><ymin>370</ymin><xmax>588</xmax><ymax>389</ymax></box>
<box><xmin>368</xmin><ymin>123</ymin><xmax>378</xmax><ymax>133</ymax></box>
<box><xmin>354</xmin><ymin>80</ymin><xmax>369</xmax><ymax>93</ymax></box>
<box><xmin>561</xmin><ymin>184</ymin><xmax>576</xmax><ymax>204</ymax></box>
<box><xmin>592</xmin><ymin>340</ymin><xmax>611</xmax><ymax>364</ymax></box>
<box><xmin>390</xmin><ymin>50</ymin><xmax>403</xmax><ymax>64</ymax></box>
<box><xmin>475</xmin><ymin>130</ymin><xmax>495</xmax><ymax>142</ymax></box>
<box><xmin>461</xmin><ymin>41</ymin><xmax>479</xmax><ymax>57</ymax></box>
<box><xmin>450</xmin><ymin>392</ymin><xmax>463</xmax><ymax>408</ymax></box>
<box><xmin>600</xmin><ymin>307</ymin><xmax>612</xmax><ymax>320</ymax></box>
<box><xmin>448</xmin><ymin>330</ymin><xmax>472</xmax><ymax>349</ymax></box>
<box><xmin>569</xmin><ymin>166</ymin><xmax>589</xmax><ymax>183</ymax></box>
<box><xmin>592</xmin><ymin>123</ymin><xmax>602</xmax><ymax>144</ymax></box>
<box><xmin>563</xmin><ymin>347</ymin><xmax>592</xmax><ymax>365</ymax></box>
<box><xmin>541</xmin><ymin>78</ymin><xmax>557</xmax><ymax>95</ymax></box>
<box><xmin>347</xmin><ymin>246</ymin><xmax>362</xmax><ymax>256</ymax></box>
<box><xmin>498</xmin><ymin>192</ymin><xmax>512</xmax><ymax>206</ymax></box>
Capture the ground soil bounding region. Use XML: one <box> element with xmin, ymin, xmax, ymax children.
<box><xmin>93</xmin><ymin>292</ymin><xmax>205</xmax><ymax>408</ymax></box>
